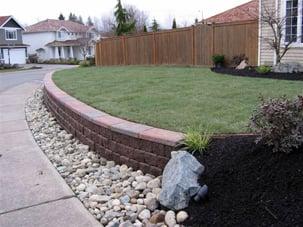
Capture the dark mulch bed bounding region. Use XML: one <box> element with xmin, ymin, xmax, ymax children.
<box><xmin>184</xmin><ymin>135</ymin><xmax>303</xmax><ymax>227</ymax></box>
<box><xmin>212</xmin><ymin>67</ymin><xmax>303</xmax><ymax>81</ymax></box>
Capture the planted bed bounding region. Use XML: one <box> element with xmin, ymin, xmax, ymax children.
<box><xmin>52</xmin><ymin>66</ymin><xmax>303</xmax><ymax>226</ymax></box>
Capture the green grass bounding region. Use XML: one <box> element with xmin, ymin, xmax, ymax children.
<box><xmin>53</xmin><ymin>66</ymin><xmax>303</xmax><ymax>134</ymax></box>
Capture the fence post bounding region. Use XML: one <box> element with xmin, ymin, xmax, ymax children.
<box><xmin>211</xmin><ymin>24</ymin><xmax>215</xmax><ymax>59</ymax></box>
<box><xmin>122</xmin><ymin>36</ymin><xmax>126</xmax><ymax>65</ymax></box>
<box><xmin>100</xmin><ymin>41</ymin><xmax>103</xmax><ymax>66</ymax></box>
<box><xmin>96</xmin><ymin>41</ymin><xmax>101</xmax><ymax>66</ymax></box>
<box><xmin>153</xmin><ymin>32</ymin><xmax>156</xmax><ymax>65</ymax></box>
<box><xmin>192</xmin><ymin>26</ymin><xmax>196</xmax><ymax>65</ymax></box>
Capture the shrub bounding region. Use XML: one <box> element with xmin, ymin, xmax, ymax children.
<box><xmin>212</xmin><ymin>54</ymin><xmax>225</xmax><ymax>67</ymax></box>
<box><xmin>231</xmin><ymin>54</ymin><xmax>248</xmax><ymax>66</ymax></box>
<box><xmin>256</xmin><ymin>65</ymin><xmax>271</xmax><ymax>74</ymax></box>
<box><xmin>41</xmin><ymin>58</ymin><xmax>80</xmax><ymax>65</ymax></box>
<box><xmin>250</xmin><ymin>96</ymin><xmax>303</xmax><ymax>153</ymax></box>
<box><xmin>184</xmin><ymin>129</ymin><xmax>212</xmax><ymax>155</ymax></box>
<box><xmin>80</xmin><ymin>60</ymin><xmax>90</xmax><ymax>67</ymax></box>
<box><xmin>86</xmin><ymin>56</ymin><xmax>95</xmax><ymax>66</ymax></box>
<box><xmin>28</xmin><ymin>54</ymin><xmax>39</xmax><ymax>63</ymax></box>
<box><xmin>0</xmin><ymin>63</ymin><xmax>18</xmax><ymax>70</ymax></box>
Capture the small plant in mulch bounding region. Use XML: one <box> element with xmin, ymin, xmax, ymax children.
<box><xmin>212</xmin><ymin>54</ymin><xmax>225</xmax><ymax>68</ymax></box>
<box><xmin>250</xmin><ymin>95</ymin><xmax>303</xmax><ymax>153</ymax></box>
<box><xmin>184</xmin><ymin>128</ymin><xmax>212</xmax><ymax>155</ymax></box>
<box><xmin>255</xmin><ymin>65</ymin><xmax>272</xmax><ymax>74</ymax></box>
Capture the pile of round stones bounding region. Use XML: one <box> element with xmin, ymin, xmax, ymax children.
<box><xmin>25</xmin><ymin>89</ymin><xmax>189</xmax><ymax>227</ymax></box>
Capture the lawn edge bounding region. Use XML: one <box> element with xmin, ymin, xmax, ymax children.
<box><xmin>44</xmin><ymin>72</ymin><xmax>185</xmax><ymax>147</ymax></box>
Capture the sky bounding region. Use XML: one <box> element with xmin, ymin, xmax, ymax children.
<box><xmin>1</xmin><ymin>0</ymin><xmax>251</xmax><ymax>28</ymax></box>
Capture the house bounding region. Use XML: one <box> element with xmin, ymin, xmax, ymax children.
<box><xmin>203</xmin><ymin>0</ymin><xmax>259</xmax><ymax>24</ymax></box>
<box><xmin>0</xmin><ymin>16</ymin><xmax>28</xmax><ymax>65</ymax></box>
<box><xmin>23</xmin><ymin>19</ymin><xmax>99</xmax><ymax>61</ymax></box>
<box><xmin>259</xmin><ymin>0</ymin><xmax>303</xmax><ymax>65</ymax></box>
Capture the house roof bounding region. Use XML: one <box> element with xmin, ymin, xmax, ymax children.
<box><xmin>0</xmin><ymin>16</ymin><xmax>10</xmax><ymax>27</ymax></box>
<box><xmin>203</xmin><ymin>0</ymin><xmax>259</xmax><ymax>24</ymax></box>
<box><xmin>0</xmin><ymin>15</ymin><xmax>25</xmax><ymax>29</ymax></box>
<box><xmin>25</xmin><ymin>19</ymin><xmax>92</xmax><ymax>33</ymax></box>
<box><xmin>45</xmin><ymin>38</ymin><xmax>92</xmax><ymax>47</ymax></box>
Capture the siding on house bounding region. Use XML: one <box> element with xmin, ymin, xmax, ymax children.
<box><xmin>23</xmin><ymin>32</ymin><xmax>56</xmax><ymax>60</ymax></box>
<box><xmin>0</xmin><ymin>29</ymin><xmax>23</xmax><ymax>45</ymax></box>
<box><xmin>260</xmin><ymin>0</ymin><xmax>303</xmax><ymax>65</ymax></box>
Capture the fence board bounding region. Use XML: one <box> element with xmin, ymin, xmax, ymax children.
<box><xmin>95</xmin><ymin>20</ymin><xmax>258</xmax><ymax>67</ymax></box>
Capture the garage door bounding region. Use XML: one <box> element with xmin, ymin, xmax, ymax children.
<box><xmin>9</xmin><ymin>48</ymin><xmax>26</xmax><ymax>64</ymax></box>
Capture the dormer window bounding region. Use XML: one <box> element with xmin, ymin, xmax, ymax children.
<box><xmin>5</xmin><ymin>29</ymin><xmax>17</xmax><ymax>40</ymax></box>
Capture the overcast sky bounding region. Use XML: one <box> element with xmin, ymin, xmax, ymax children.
<box><xmin>1</xmin><ymin>0</ymin><xmax>251</xmax><ymax>28</ymax></box>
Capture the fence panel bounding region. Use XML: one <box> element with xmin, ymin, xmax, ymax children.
<box><xmin>155</xmin><ymin>28</ymin><xmax>193</xmax><ymax>65</ymax></box>
<box><xmin>195</xmin><ymin>24</ymin><xmax>214</xmax><ymax>66</ymax></box>
<box><xmin>125</xmin><ymin>34</ymin><xmax>154</xmax><ymax>65</ymax></box>
<box><xmin>100</xmin><ymin>37</ymin><xmax>124</xmax><ymax>65</ymax></box>
<box><xmin>213</xmin><ymin>21</ymin><xmax>258</xmax><ymax>65</ymax></box>
<box><xmin>95</xmin><ymin>20</ymin><xmax>258</xmax><ymax>67</ymax></box>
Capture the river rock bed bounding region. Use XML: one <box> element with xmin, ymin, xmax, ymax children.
<box><xmin>25</xmin><ymin>88</ymin><xmax>188</xmax><ymax>227</ymax></box>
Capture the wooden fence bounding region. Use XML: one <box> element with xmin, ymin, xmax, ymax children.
<box><xmin>95</xmin><ymin>20</ymin><xmax>258</xmax><ymax>67</ymax></box>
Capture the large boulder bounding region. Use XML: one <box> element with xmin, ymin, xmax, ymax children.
<box><xmin>159</xmin><ymin>151</ymin><xmax>208</xmax><ymax>210</ymax></box>
<box><xmin>273</xmin><ymin>62</ymin><xmax>303</xmax><ymax>73</ymax></box>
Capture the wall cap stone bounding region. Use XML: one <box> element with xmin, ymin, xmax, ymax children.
<box><xmin>44</xmin><ymin>72</ymin><xmax>185</xmax><ymax>146</ymax></box>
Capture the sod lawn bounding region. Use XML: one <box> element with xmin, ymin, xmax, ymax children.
<box><xmin>53</xmin><ymin>66</ymin><xmax>303</xmax><ymax>134</ymax></box>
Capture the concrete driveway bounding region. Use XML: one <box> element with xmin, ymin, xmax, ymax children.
<box><xmin>0</xmin><ymin>65</ymin><xmax>101</xmax><ymax>227</ymax></box>
<box><xmin>0</xmin><ymin>64</ymin><xmax>75</xmax><ymax>92</ymax></box>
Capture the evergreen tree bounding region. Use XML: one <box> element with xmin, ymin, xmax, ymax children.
<box><xmin>58</xmin><ymin>13</ymin><xmax>65</xmax><ymax>20</ymax></box>
<box><xmin>68</xmin><ymin>13</ymin><xmax>78</xmax><ymax>22</ymax></box>
<box><xmin>114</xmin><ymin>0</ymin><xmax>135</xmax><ymax>36</ymax></box>
<box><xmin>87</xmin><ymin>16</ymin><xmax>94</xmax><ymax>26</ymax></box>
<box><xmin>143</xmin><ymin>24</ymin><xmax>147</xmax><ymax>32</ymax></box>
<box><xmin>68</xmin><ymin>13</ymin><xmax>73</xmax><ymax>21</ymax></box>
<box><xmin>150</xmin><ymin>19</ymin><xmax>160</xmax><ymax>32</ymax></box>
<box><xmin>172</xmin><ymin>18</ymin><xmax>177</xmax><ymax>29</ymax></box>
<box><xmin>78</xmin><ymin>16</ymin><xmax>84</xmax><ymax>24</ymax></box>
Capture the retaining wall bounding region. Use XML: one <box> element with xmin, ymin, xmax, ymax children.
<box><xmin>43</xmin><ymin>72</ymin><xmax>184</xmax><ymax>176</ymax></box>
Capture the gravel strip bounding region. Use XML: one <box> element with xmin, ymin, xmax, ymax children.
<box><xmin>25</xmin><ymin>88</ymin><xmax>188</xmax><ymax>227</ymax></box>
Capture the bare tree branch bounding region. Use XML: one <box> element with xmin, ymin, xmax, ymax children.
<box><xmin>260</xmin><ymin>3</ymin><xmax>297</xmax><ymax>64</ymax></box>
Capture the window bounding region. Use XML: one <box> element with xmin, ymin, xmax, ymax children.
<box><xmin>0</xmin><ymin>49</ymin><xmax>4</xmax><ymax>59</ymax></box>
<box><xmin>285</xmin><ymin>0</ymin><xmax>298</xmax><ymax>42</ymax></box>
<box><xmin>5</xmin><ymin>29</ymin><xmax>17</xmax><ymax>40</ymax></box>
<box><xmin>58</xmin><ymin>31</ymin><xmax>62</xmax><ymax>38</ymax></box>
<box><xmin>88</xmin><ymin>32</ymin><xmax>94</xmax><ymax>39</ymax></box>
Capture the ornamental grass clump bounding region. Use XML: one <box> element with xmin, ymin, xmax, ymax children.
<box><xmin>184</xmin><ymin>129</ymin><xmax>212</xmax><ymax>155</ymax></box>
<box><xmin>250</xmin><ymin>96</ymin><xmax>303</xmax><ymax>153</ymax></box>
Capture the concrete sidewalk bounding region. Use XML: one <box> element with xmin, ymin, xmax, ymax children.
<box><xmin>0</xmin><ymin>82</ymin><xmax>100</xmax><ymax>227</ymax></box>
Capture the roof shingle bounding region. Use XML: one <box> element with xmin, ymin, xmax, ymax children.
<box><xmin>25</xmin><ymin>19</ymin><xmax>92</xmax><ymax>33</ymax></box>
<box><xmin>0</xmin><ymin>16</ymin><xmax>10</xmax><ymax>27</ymax></box>
<box><xmin>204</xmin><ymin>0</ymin><xmax>259</xmax><ymax>24</ymax></box>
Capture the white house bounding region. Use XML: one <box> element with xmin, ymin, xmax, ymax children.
<box><xmin>0</xmin><ymin>15</ymin><xmax>28</xmax><ymax>65</ymax></box>
<box><xmin>23</xmin><ymin>19</ymin><xmax>99</xmax><ymax>61</ymax></box>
